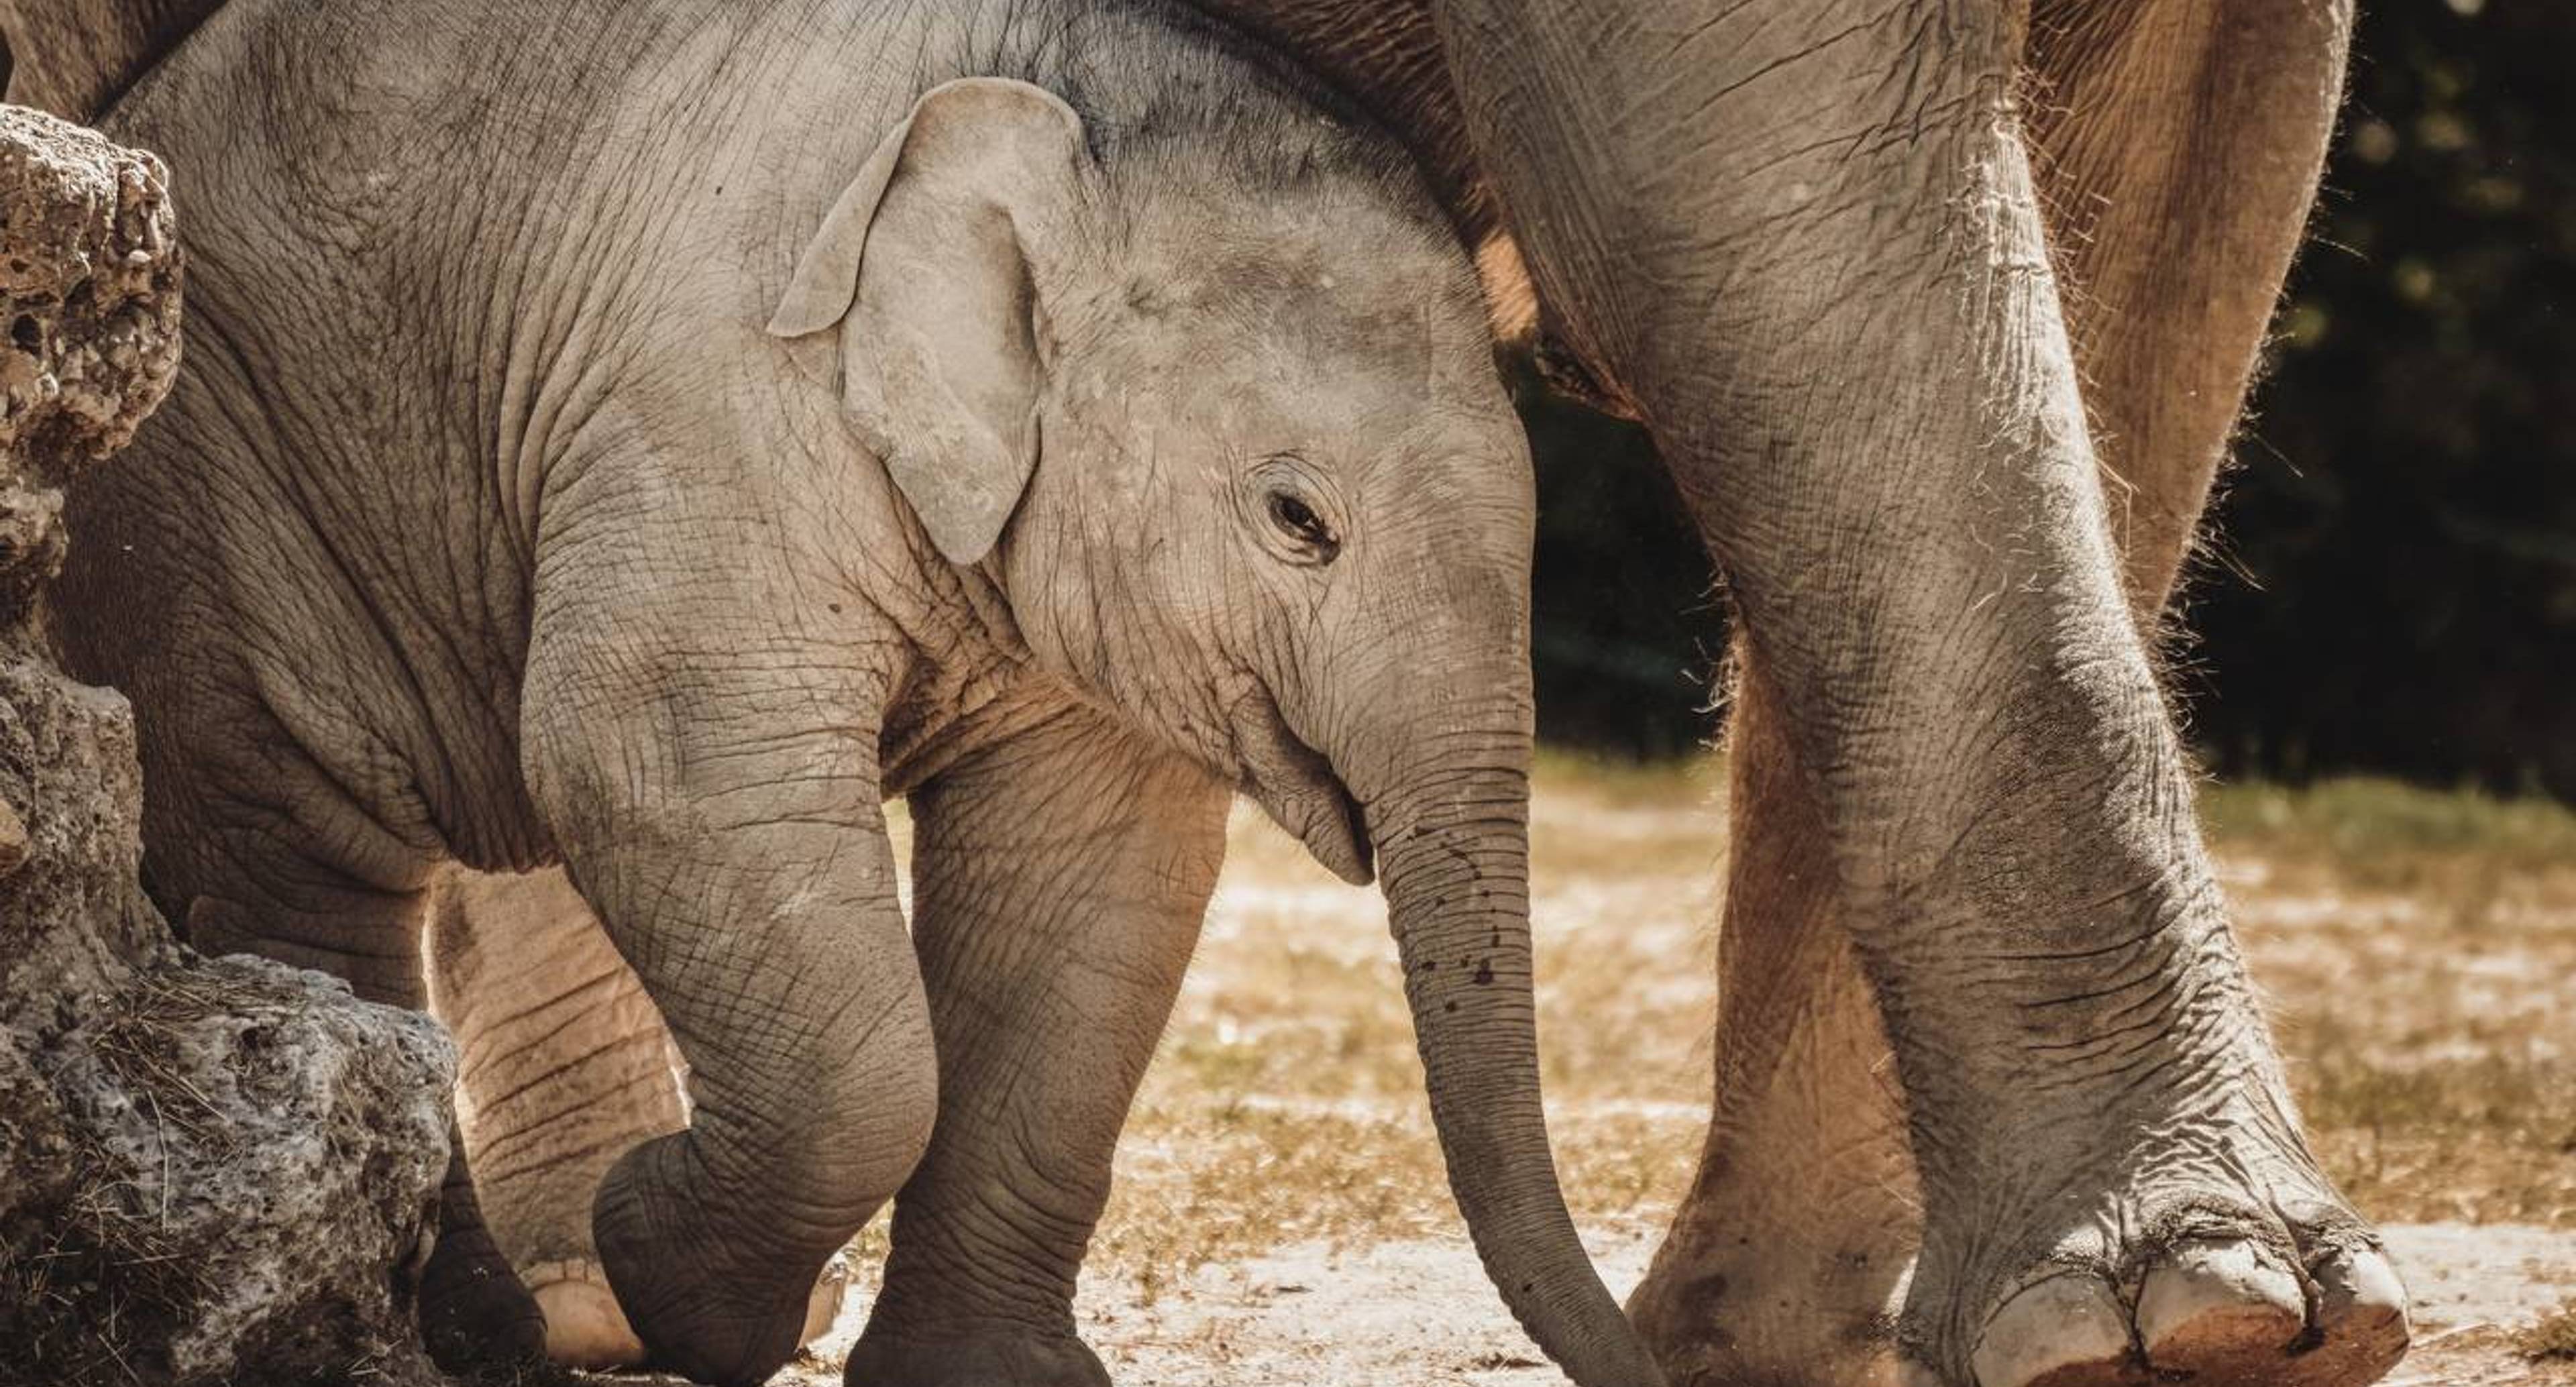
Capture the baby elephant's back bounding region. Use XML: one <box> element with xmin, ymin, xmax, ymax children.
<box><xmin>62</xmin><ymin>0</ymin><xmax>674</xmax><ymax>878</ymax></box>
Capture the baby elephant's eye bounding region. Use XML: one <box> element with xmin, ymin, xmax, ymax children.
<box><xmin>1265</xmin><ymin>488</ymin><xmax>1341</xmax><ymax>562</ymax></box>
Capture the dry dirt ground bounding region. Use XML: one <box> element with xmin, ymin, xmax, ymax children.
<box><xmin>744</xmin><ymin>759</ymin><xmax>2576</xmax><ymax>1386</ymax></box>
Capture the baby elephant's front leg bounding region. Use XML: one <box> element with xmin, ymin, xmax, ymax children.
<box><xmin>848</xmin><ymin>708</ymin><xmax>1228</xmax><ymax>1387</ymax></box>
<box><xmin>523</xmin><ymin>557</ymin><xmax>932</xmax><ymax>1387</ymax></box>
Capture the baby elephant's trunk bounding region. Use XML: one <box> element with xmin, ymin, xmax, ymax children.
<box><xmin>1358</xmin><ymin>716</ymin><xmax>1668</xmax><ymax>1387</ymax></box>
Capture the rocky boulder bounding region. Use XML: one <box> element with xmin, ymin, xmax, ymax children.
<box><xmin>0</xmin><ymin>104</ymin><xmax>456</xmax><ymax>1387</ymax></box>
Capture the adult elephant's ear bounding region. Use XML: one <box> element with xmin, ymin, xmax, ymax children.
<box><xmin>767</xmin><ymin>78</ymin><xmax>1088</xmax><ymax>566</ymax></box>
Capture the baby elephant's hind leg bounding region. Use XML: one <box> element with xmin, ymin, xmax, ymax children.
<box><xmin>849</xmin><ymin>710</ymin><xmax>1229</xmax><ymax>1387</ymax></box>
<box><xmin>184</xmin><ymin>867</ymin><xmax>547</xmax><ymax>1372</ymax></box>
<box><xmin>129</xmin><ymin>667</ymin><xmax>547</xmax><ymax>1370</ymax></box>
<box><xmin>428</xmin><ymin>867</ymin><xmax>847</xmax><ymax>1369</ymax></box>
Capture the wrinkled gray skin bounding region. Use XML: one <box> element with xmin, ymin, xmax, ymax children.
<box><xmin>1183</xmin><ymin>3</ymin><xmax>2412</xmax><ymax>1386</ymax></box>
<box><xmin>42</xmin><ymin>3</ymin><xmax>1636</xmax><ymax>1385</ymax></box>
<box><xmin>428</xmin><ymin>865</ymin><xmax>863</xmax><ymax>1369</ymax></box>
<box><xmin>9</xmin><ymin>0</ymin><xmax>2418</xmax><ymax>1384</ymax></box>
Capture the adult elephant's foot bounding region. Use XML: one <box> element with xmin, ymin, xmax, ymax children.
<box><xmin>1943</xmin><ymin>1229</ymin><xmax>2406</xmax><ymax>1387</ymax></box>
<box><xmin>1899</xmin><ymin>1114</ymin><xmax>2408</xmax><ymax>1387</ymax></box>
<box><xmin>524</xmin><ymin>1255</ymin><xmax>850</xmax><ymax>1370</ymax></box>
<box><xmin>1624</xmin><ymin>846</ymin><xmax>1918</xmax><ymax>1387</ymax></box>
<box><xmin>1629</xmin><ymin>1233</ymin><xmax>1907</xmax><ymax>1387</ymax></box>
<box><xmin>843</xmin><ymin>1326</ymin><xmax>1111</xmax><ymax>1387</ymax></box>
<box><xmin>1625</xmin><ymin>1123</ymin><xmax>1915</xmax><ymax>1387</ymax></box>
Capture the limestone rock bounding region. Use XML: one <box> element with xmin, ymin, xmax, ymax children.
<box><xmin>0</xmin><ymin>104</ymin><xmax>457</xmax><ymax>1387</ymax></box>
<box><xmin>7</xmin><ymin>959</ymin><xmax>455</xmax><ymax>1384</ymax></box>
<box><xmin>0</xmin><ymin>104</ymin><xmax>182</xmax><ymax>471</ymax></box>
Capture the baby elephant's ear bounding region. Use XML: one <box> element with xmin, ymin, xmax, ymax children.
<box><xmin>768</xmin><ymin>77</ymin><xmax>1088</xmax><ymax>566</ymax></box>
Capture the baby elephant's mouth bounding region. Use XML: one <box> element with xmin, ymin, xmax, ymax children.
<box><xmin>1234</xmin><ymin>706</ymin><xmax>1374</xmax><ymax>886</ymax></box>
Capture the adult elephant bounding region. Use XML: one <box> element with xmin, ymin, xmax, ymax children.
<box><xmin>1178</xmin><ymin>3</ymin><xmax>2406</xmax><ymax>1387</ymax></box>
<box><xmin>3</xmin><ymin>1</ymin><xmax>2406</xmax><ymax>1385</ymax></box>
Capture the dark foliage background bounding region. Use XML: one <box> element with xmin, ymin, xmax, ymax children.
<box><xmin>1527</xmin><ymin>0</ymin><xmax>2574</xmax><ymax>801</ymax></box>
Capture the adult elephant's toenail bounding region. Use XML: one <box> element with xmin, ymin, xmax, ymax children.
<box><xmin>2303</xmin><ymin>1247</ymin><xmax>2411</xmax><ymax>1381</ymax></box>
<box><xmin>2314</xmin><ymin>1245</ymin><xmax>2408</xmax><ymax>1333</ymax></box>
<box><xmin>1970</xmin><ymin>1273</ymin><xmax>2131</xmax><ymax>1387</ymax></box>
<box><xmin>2137</xmin><ymin>1239</ymin><xmax>2306</xmax><ymax>1366</ymax></box>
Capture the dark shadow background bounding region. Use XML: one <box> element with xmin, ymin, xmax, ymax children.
<box><xmin>1526</xmin><ymin>0</ymin><xmax>2575</xmax><ymax>802</ymax></box>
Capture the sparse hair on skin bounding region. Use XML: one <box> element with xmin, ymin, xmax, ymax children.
<box><xmin>916</xmin><ymin>0</ymin><xmax>1439</xmax><ymax>214</ymax></box>
<box><xmin>902</xmin><ymin>0</ymin><xmax>1495</xmax><ymax>331</ymax></box>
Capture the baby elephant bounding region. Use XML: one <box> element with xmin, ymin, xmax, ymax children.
<box><xmin>62</xmin><ymin>3</ymin><xmax>1658</xmax><ymax>1386</ymax></box>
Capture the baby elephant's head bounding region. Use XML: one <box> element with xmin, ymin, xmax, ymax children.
<box><xmin>769</xmin><ymin>76</ymin><xmax>1660</xmax><ymax>1387</ymax></box>
<box><xmin>769</xmin><ymin>76</ymin><xmax>1534</xmax><ymax>887</ymax></box>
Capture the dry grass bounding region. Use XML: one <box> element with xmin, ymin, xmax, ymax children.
<box><xmin>1059</xmin><ymin>752</ymin><xmax>1725</xmax><ymax>1296</ymax></box>
<box><xmin>1035</xmin><ymin>757</ymin><xmax>2576</xmax><ymax>1294</ymax></box>
<box><xmin>2204</xmin><ymin>777</ymin><xmax>2576</xmax><ymax>900</ymax></box>
<box><xmin>2211</xmin><ymin>779</ymin><xmax>2576</xmax><ymax>1229</ymax></box>
<box><xmin>2524</xmin><ymin>1302</ymin><xmax>2576</xmax><ymax>1362</ymax></box>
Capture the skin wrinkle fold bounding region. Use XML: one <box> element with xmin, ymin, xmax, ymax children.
<box><xmin>25</xmin><ymin>0</ymin><xmax>2396</xmax><ymax>1379</ymax></box>
<box><xmin>54</xmin><ymin>1</ymin><xmax>1615</xmax><ymax>1382</ymax></box>
<box><xmin>1265</xmin><ymin>0</ymin><xmax>2402</xmax><ymax>1380</ymax></box>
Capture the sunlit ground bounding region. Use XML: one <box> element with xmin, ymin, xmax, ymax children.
<box><xmin>769</xmin><ymin>758</ymin><xmax>2576</xmax><ymax>1384</ymax></box>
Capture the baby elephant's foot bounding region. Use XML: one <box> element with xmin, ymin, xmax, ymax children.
<box><xmin>1905</xmin><ymin>1188</ymin><xmax>2408</xmax><ymax>1387</ymax></box>
<box><xmin>419</xmin><ymin>1235</ymin><xmax>547</xmax><ymax>1373</ymax></box>
<box><xmin>593</xmin><ymin>1138</ymin><xmax>855</xmax><ymax>1387</ymax></box>
<box><xmin>844</xmin><ymin>1327</ymin><xmax>1111</xmax><ymax>1387</ymax></box>
<box><xmin>418</xmin><ymin>1163</ymin><xmax>547</xmax><ymax>1373</ymax></box>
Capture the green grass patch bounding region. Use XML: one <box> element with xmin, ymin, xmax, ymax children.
<box><xmin>2202</xmin><ymin>776</ymin><xmax>2576</xmax><ymax>890</ymax></box>
<box><xmin>1532</xmin><ymin>747</ymin><xmax>1723</xmax><ymax>810</ymax></box>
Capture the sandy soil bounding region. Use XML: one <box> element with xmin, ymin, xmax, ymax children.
<box><xmin>743</xmin><ymin>765</ymin><xmax>2576</xmax><ymax>1385</ymax></box>
<box><xmin>771</xmin><ymin>1219</ymin><xmax>2576</xmax><ymax>1385</ymax></box>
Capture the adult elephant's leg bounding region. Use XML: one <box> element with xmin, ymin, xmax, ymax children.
<box><xmin>848</xmin><ymin>705</ymin><xmax>1228</xmax><ymax>1387</ymax></box>
<box><xmin>1431</xmin><ymin>3</ymin><xmax>2402</xmax><ymax>1384</ymax></box>
<box><xmin>1630</xmin><ymin>5</ymin><xmax>2362</xmax><ymax>1380</ymax></box>
<box><xmin>427</xmin><ymin>866</ymin><xmax>686</xmax><ymax>1370</ymax></box>
<box><xmin>2025</xmin><ymin>0</ymin><xmax>2353</xmax><ymax>618</ymax></box>
<box><xmin>1627</xmin><ymin>671</ymin><xmax>1914</xmax><ymax>1387</ymax></box>
<box><xmin>425</xmin><ymin>867</ymin><xmax>847</xmax><ymax>1368</ymax></box>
